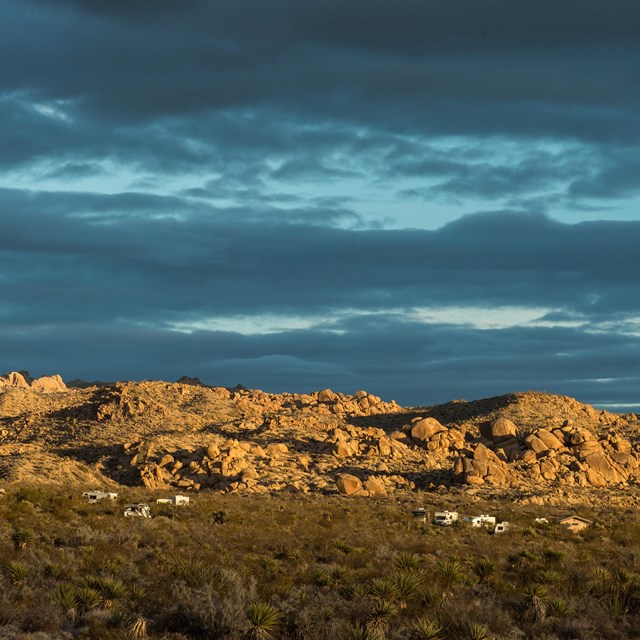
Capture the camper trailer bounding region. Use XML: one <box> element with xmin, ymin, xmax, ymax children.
<box><xmin>124</xmin><ymin>503</ymin><xmax>152</xmax><ymax>518</ymax></box>
<box><xmin>156</xmin><ymin>495</ymin><xmax>190</xmax><ymax>506</ymax></box>
<box><xmin>83</xmin><ymin>491</ymin><xmax>118</xmax><ymax>503</ymax></box>
<box><xmin>433</xmin><ymin>511</ymin><xmax>458</xmax><ymax>526</ymax></box>
<box><xmin>494</xmin><ymin>521</ymin><xmax>511</xmax><ymax>534</ymax></box>
<box><xmin>463</xmin><ymin>514</ymin><xmax>496</xmax><ymax>528</ymax></box>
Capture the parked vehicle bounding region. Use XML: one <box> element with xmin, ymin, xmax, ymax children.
<box><xmin>463</xmin><ymin>514</ymin><xmax>496</xmax><ymax>528</ymax></box>
<box><xmin>156</xmin><ymin>495</ymin><xmax>190</xmax><ymax>506</ymax></box>
<box><xmin>83</xmin><ymin>491</ymin><xmax>118</xmax><ymax>503</ymax></box>
<box><xmin>494</xmin><ymin>521</ymin><xmax>511</xmax><ymax>534</ymax></box>
<box><xmin>433</xmin><ymin>511</ymin><xmax>459</xmax><ymax>526</ymax></box>
<box><xmin>124</xmin><ymin>503</ymin><xmax>152</xmax><ymax>518</ymax></box>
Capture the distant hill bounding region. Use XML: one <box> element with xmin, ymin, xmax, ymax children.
<box><xmin>1</xmin><ymin>371</ymin><xmax>639</xmax><ymax>506</ymax></box>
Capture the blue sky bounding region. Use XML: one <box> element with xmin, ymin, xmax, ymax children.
<box><xmin>2</xmin><ymin>0</ymin><xmax>640</xmax><ymax>409</ymax></box>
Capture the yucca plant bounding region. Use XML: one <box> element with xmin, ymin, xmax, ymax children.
<box><xmin>599</xmin><ymin>571</ymin><xmax>639</xmax><ymax>618</ymax></box>
<box><xmin>341</xmin><ymin>621</ymin><xmax>382</xmax><ymax>640</ymax></box>
<box><xmin>5</xmin><ymin>561</ymin><xmax>31</xmax><ymax>583</ymax></box>
<box><xmin>351</xmin><ymin>583</ymin><xmax>370</xmax><ymax>599</ymax></box>
<box><xmin>76</xmin><ymin>586</ymin><xmax>101</xmax><ymax>613</ymax></box>
<box><xmin>367</xmin><ymin>577</ymin><xmax>399</xmax><ymax>602</ymax></box>
<box><xmin>129</xmin><ymin>582</ymin><xmax>147</xmax><ymax>602</ymax></box>
<box><xmin>587</xmin><ymin>566</ymin><xmax>638</xmax><ymax>617</ymax></box>
<box><xmin>419</xmin><ymin>584</ymin><xmax>444</xmax><ymax>611</ymax></box>
<box><xmin>11</xmin><ymin>528</ymin><xmax>34</xmax><ymax>551</ymax></box>
<box><xmin>244</xmin><ymin>602</ymin><xmax>281</xmax><ymax>640</ymax></box>
<box><xmin>471</xmin><ymin>557</ymin><xmax>496</xmax><ymax>586</ymax></box>
<box><xmin>318</xmin><ymin>606</ymin><xmax>336</xmax><ymax>624</ymax></box>
<box><xmin>331</xmin><ymin>565</ymin><xmax>349</xmax><ymax>585</ymax></box>
<box><xmin>535</xmin><ymin>569</ymin><xmax>563</xmax><ymax>585</ymax></box>
<box><xmin>407</xmin><ymin>615</ymin><xmax>444</xmax><ymax>640</ymax></box>
<box><xmin>126</xmin><ymin>616</ymin><xmax>148</xmax><ymax>639</ymax></box>
<box><xmin>392</xmin><ymin>569</ymin><xmax>425</xmax><ymax>605</ymax></box>
<box><xmin>366</xmin><ymin>599</ymin><xmax>397</xmax><ymax>637</ymax></box>
<box><xmin>522</xmin><ymin>583</ymin><xmax>549</xmax><ymax>622</ymax></box>
<box><xmin>51</xmin><ymin>582</ymin><xmax>77</xmax><ymax>612</ymax></box>
<box><xmin>587</xmin><ymin>566</ymin><xmax>612</xmax><ymax>595</ymax></box>
<box><xmin>547</xmin><ymin>597</ymin><xmax>570</xmax><ymax>618</ymax></box>
<box><xmin>90</xmin><ymin>576</ymin><xmax>125</xmax><ymax>608</ymax></box>
<box><xmin>464</xmin><ymin>621</ymin><xmax>490</xmax><ymax>640</ymax></box>
<box><xmin>394</xmin><ymin>552</ymin><xmax>423</xmax><ymax>572</ymax></box>
<box><xmin>436</xmin><ymin>559</ymin><xmax>465</xmax><ymax>592</ymax></box>
<box><xmin>259</xmin><ymin>556</ymin><xmax>282</xmax><ymax>577</ymax></box>
<box><xmin>171</xmin><ymin>556</ymin><xmax>213</xmax><ymax>588</ymax></box>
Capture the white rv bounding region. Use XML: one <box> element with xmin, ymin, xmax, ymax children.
<box><xmin>494</xmin><ymin>521</ymin><xmax>511</xmax><ymax>534</ymax></box>
<box><xmin>83</xmin><ymin>491</ymin><xmax>118</xmax><ymax>503</ymax></box>
<box><xmin>156</xmin><ymin>495</ymin><xmax>190</xmax><ymax>506</ymax></box>
<box><xmin>463</xmin><ymin>514</ymin><xmax>496</xmax><ymax>528</ymax></box>
<box><xmin>124</xmin><ymin>503</ymin><xmax>152</xmax><ymax>518</ymax></box>
<box><xmin>433</xmin><ymin>511</ymin><xmax>459</xmax><ymax>526</ymax></box>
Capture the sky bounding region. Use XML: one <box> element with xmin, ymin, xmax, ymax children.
<box><xmin>2</xmin><ymin>0</ymin><xmax>640</xmax><ymax>410</ymax></box>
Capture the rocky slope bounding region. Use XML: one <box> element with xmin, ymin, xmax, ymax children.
<box><xmin>0</xmin><ymin>371</ymin><xmax>639</xmax><ymax>504</ymax></box>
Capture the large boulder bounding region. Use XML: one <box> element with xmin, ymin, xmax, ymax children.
<box><xmin>333</xmin><ymin>440</ymin><xmax>358</xmax><ymax>457</ymax></box>
<box><xmin>31</xmin><ymin>374</ymin><xmax>67</xmax><ymax>393</ymax></box>
<box><xmin>336</xmin><ymin>474</ymin><xmax>363</xmax><ymax>495</ymax></box>
<box><xmin>473</xmin><ymin>442</ymin><xmax>491</xmax><ymax>461</ymax></box>
<box><xmin>206</xmin><ymin>443</ymin><xmax>220</xmax><ymax>459</ymax></box>
<box><xmin>318</xmin><ymin>388</ymin><xmax>339</xmax><ymax>403</ymax></box>
<box><xmin>0</xmin><ymin>371</ymin><xmax>30</xmax><ymax>389</ymax></box>
<box><xmin>535</xmin><ymin>429</ymin><xmax>564</xmax><ymax>450</ymax></box>
<box><xmin>583</xmin><ymin>452</ymin><xmax>625</xmax><ymax>484</ymax></box>
<box><xmin>569</xmin><ymin>428</ymin><xmax>597</xmax><ymax>446</ymax></box>
<box><xmin>490</xmin><ymin>417</ymin><xmax>518</xmax><ymax>443</ymax></box>
<box><xmin>525</xmin><ymin>434</ymin><xmax>549</xmax><ymax>456</ymax></box>
<box><xmin>364</xmin><ymin>476</ymin><xmax>387</xmax><ymax>497</ymax></box>
<box><xmin>456</xmin><ymin>443</ymin><xmax>512</xmax><ymax>486</ymax></box>
<box><xmin>411</xmin><ymin>417</ymin><xmax>446</xmax><ymax>443</ymax></box>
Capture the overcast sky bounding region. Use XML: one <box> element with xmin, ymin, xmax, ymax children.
<box><xmin>2</xmin><ymin>0</ymin><xmax>640</xmax><ymax>410</ymax></box>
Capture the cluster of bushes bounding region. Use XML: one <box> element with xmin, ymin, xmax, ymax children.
<box><xmin>0</xmin><ymin>486</ymin><xmax>639</xmax><ymax>639</ymax></box>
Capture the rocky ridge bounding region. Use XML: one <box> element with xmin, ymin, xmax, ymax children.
<box><xmin>0</xmin><ymin>371</ymin><xmax>639</xmax><ymax>504</ymax></box>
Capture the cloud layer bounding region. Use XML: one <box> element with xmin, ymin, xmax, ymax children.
<box><xmin>1</xmin><ymin>1</ymin><xmax>640</xmax><ymax>409</ymax></box>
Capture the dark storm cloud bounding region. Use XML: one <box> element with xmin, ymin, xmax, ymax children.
<box><xmin>1</xmin><ymin>195</ymin><xmax>639</xmax><ymax>327</ymax></box>
<box><xmin>2</xmin><ymin>0</ymin><xmax>640</xmax><ymax>208</ymax></box>
<box><xmin>2</xmin><ymin>0</ymin><xmax>640</xmax><ymax>135</ymax></box>
<box><xmin>2</xmin><ymin>0</ymin><xmax>640</xmax><ymax>408</ymax></box>
<box><xmin>2</xmin><ymin>316</ymin><xmax>640</xmax><ymax>410</ymax></box>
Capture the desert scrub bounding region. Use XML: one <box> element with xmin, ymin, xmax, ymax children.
<box><xmin>4</xmin><ymin>560</ymin><xmax>30</xmax><ymax>583</ymax></box>
<box><xmin>11</xmin><ymin>528</ymin><xmax>34</xmax><ymax>551</ymax></box>
<box><xmin>244</xmin><ymin>602</ymin><xmax>281</xmax><ymax>639</ymax></box>
<box><xmin>0</xmin><ymin>487</ymin><xmax>640</xmax><ymax>638</ymax></box>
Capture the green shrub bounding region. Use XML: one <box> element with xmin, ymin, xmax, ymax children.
<box><xmin>4</xmin><ymin>561</ymin><xmax>30</xmax><ymax>583</ymax></box>
<box><xmin>244</xmin><ymin>602</ymin><xmax>280</xmax><ymax>640</ymax></box>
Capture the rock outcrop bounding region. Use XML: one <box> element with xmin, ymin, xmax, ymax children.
<box><xmin>1</xmin><ymin>377</ymin><xmax>639</xmax><ymax>502</ymax></box>
<box><xmin>31</xmin><ymin>374</ymin><xmax>67</xmax><ymax>393</ymax></box>
<box><xmin>0</xmin><ymin>371</ymin><xmax>67</xmax><ymax>393</ymax></box>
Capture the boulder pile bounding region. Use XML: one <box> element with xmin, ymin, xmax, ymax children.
<box><xmin>1</xmin><ymin>375</ymin><xmax>639</xmax><ymax>500</ymax></box>
<box><xmin>0</xmin><ymin>371</ymin><xmax>67</xmax><ymax>393</ymax></box>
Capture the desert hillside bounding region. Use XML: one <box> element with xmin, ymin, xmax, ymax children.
<box><xmin>1</xmin><ymin>371</ymin><xmax>639</xmax><ymax>505</ymax></box>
